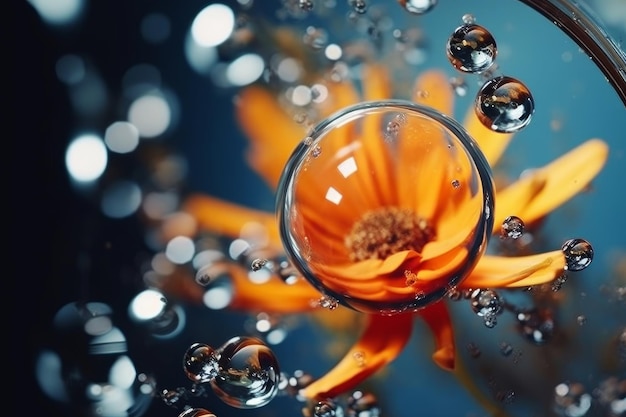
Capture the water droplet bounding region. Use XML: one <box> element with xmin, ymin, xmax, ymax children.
<box><xmin>461</xmin><ymin>13</ymin><xmax>475</xmax><ymax>24</ymax></box>
<box><xmin>553</xmin><ymin>382</ymin><xmax>592</xmax><ymax>417</ymax></box>
<box><xmin>475</xmin><ymin>76</ymin><xmax>535</xmax><ymax>133</ymax></box>
<box><xmin>451</xmin><ymin>179</ymin><xmax>461</xmax><ymax>189</ymax></box>
<box><xmin>447</xmin><ymin>23</ymin><xmax>497</xmax><ymax>73</ymax></box>
<box><xmin>161</xmin><ymin>387</ymin><xmax>187</xmax><ymax>406</ymax></box>
<box><xmin>314</xmin><ymin>398</ymin><xmax>342</xmax><ymax>417</ymax></box>
<box><xmin>311</xmin><ymin>145</ymin><xmax>322</xmax><ymax>158</ymax></box>
<box><xmin>352</xmin><ymin>350</ymin><xmax>366</xmax><ymax>367</ymax></box>
<box><xmin>210</xmin><ymin>336</ymin><xmax>280</xmax><ymax>409</ymax></box>
<box><xmin>347</xmin><ymin>390</ymin><xmax>380</xmax><ymax>417</ymax></box>
<box><xmin>471</xmin><ymin>289</ymin><xmax>503</xmax><ymax>317</ymax></box>
<box><xmin>551</xmin><ymin>272</ymin><xmax>569</xmax><ymax>291</ymax></box>
<box><xmin>178</xmin><ymin>408</ymin><xmax>217</xmax><ymax>417</ymax></box>
<box><xmin>299</xmin><ymin>0</ymin><xmax>314</xmax><ymax>11</ymax></box>
<box><xmin>183</xmin><ymin>342</ymin><xmax>219</xmax><ymax>383</ymax></box>
<box><xmin>516</xmin><ymin>308</ymin><xmax>555</xmax><ymax>345</ymax></box>
<box><xmin>349</xmin><ymin>0</ymin><xmax>367</xmax><ymax>14</ymax></box>
<box><xmin>384</xmin><ymin>113</ymin><xmax>407</xmax><ymax>141</ymax></box>
<box><xmin>398</xmin><ymin>0</ymin><xmax>437</xmax><ymax>15</ymax></box>
<box><xmin>499</xmin><ymin>341</ymin><xmax>513</xmax><ymax>357</ymax></box>
<box><xmin>561</xmin><ymin>238</ymin><xmax>594</xmax><ymax>271</ymax></box>
<box><xmin>576</xmin><ymin>315</ymin><xmax>587</xmax><ymax>326</ymax></box>
<box><xmin>250</xmin><ymin>258</ymin><xmax>268</xmax><ymax>271</ymax></box>
<box><xmin>317</xmin><ymin>295</ymin><xmax>339</xmax><ymax>310</ymax></box>
<box><xmin>471</xmin><ymin>289</ymin><xmax>503</xmax><ymax>328</ymax></box>
<box><xmin>500</xmin><ymin>215</ymin><xmax>525</xmax><ymax>239</ymax></box>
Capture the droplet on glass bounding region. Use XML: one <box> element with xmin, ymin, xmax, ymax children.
<box><xmin>210</xmin><ymin>336</ymin><xmax>280</xmax><ymax>409</ymax></box>
<box><xmin>178</xmin><ymin>408</ymin><xmax>217</xmax><ymax>417</ymax></box>
<box><xmin>475</xmin><ymin>76</ymin><xmax>535</xmax><ymax>133</ymax></box>
<box><xmin>347</xmin><ymin>390</ymin><xmax>380</xmax><ymax>417</ymax></box>
<box><xmin>451</xmin><ymin>179</ymin><xmax>461</xmax><ymax>189</ymax></box>
<box><xmin>183</xmin><ymin>343</ymin><xmax>219</xmax><ymax>383</ymax></box>
<box><xmin>447</xmin><ymin>23</ymin><xmax>497</xmax><ymax>73</ymax></box>
<box><xmin>501</xmin><ymin>215</ymin><xmax>525</xmax><ymax>239</ymax></box>
<box><xmin>398</xmin><ymin>0</ymin><xmax>437</xmax><ymax>15</ymax></box>
<box><xmin>317</xmin><ymin>295</ymin><xmax>339</xmax><ymax>310</ymax></box>
<box><xmin>561</xmin><ymin>238</ymin><xmax>594</xmax><ymax>271</ymax></box>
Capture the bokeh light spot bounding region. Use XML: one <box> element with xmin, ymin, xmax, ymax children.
<box><xmin>104</xmin><ymin>121</ymin><xmax>140</xmax><ymax>154</ymax></box>
<box><xmin>65</xmin><ymin>134</ymin><xmax>108</xmax><ymax>183</ymax></box>
<box><xmin>127</xmin><ymin>94</ymin><xmax>171</xmax><ymax>138</ymax></box>
<box><xmin>100</xmin><ymin>180</ymin><xmax>142</xmax><ymax>218</ymax></box>
<box><xmin>191</xmin><ymin>3</ymin><xmax>235</xmax><ymax>47</ymax></box>
<box><xmin>226</xmin><ymin>53</ymin><xmax>265</xmax><ymax>86</ymax></box>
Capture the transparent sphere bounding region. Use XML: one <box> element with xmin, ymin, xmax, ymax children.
<box><xmin>183</xmin><ymin>342</ymin><xmax>219</xmax><ymax>383</ymax></box>
<box><xmin>446</xmin><ymin>23</ymin><xmax>497</xmax><ymax>73</ymax></box>
<box><xmin>475</xmin><ymin>76</ymin><xmax>535</xmax><ymax>133</ymax></box>
<box><xmin>276</xmin><ymin>100</ymin><xmax>495</xmax><ymax>314</ymax></box>
<box><xmin>210</xmin><ymin>336</ymin><xmax>280</xmax><ymax>409</ymax></box>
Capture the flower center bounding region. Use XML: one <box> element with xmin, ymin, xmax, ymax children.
<box><xmin>344</xmin><ymin>207</ymin><xmax>435</xmax><ymax>262</ymax></box>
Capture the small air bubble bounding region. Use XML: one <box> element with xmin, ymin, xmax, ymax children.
<box><xmin>475</xmin><ymin>76</ymin><xmax>534</xmax><ymax>133</ymax></box>
<box><xmin>561</xmin><ymin>238</ymin><xmax>594</xmax><ymax>271</ymax></box>
<box><xmin>461</xmin><ymin>13</ymin><xmax>475</xmax><ymax>24</ymax></box>
<box><xmin>451</xmin><ymin>179</ymin><xmax>460</xmax><ymax>188</ymax></box>
<box><xmin>251</xmin><ymin>258</ymin><xmax>268</xmax><ymax>271</ymax></box>
<box><xmin>501</xmin><ymin>215</ymin><xmax>525</xmax><ymax>239</ymax></box>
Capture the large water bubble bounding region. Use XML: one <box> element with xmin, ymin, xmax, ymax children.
<box><xmin>447</xmin><ymin>23</ymin><xmax>497</xmax><ymax>73</ymax></box>
<box><xmin>210</xmin><ymin>336</ymin><xmax>280</xmax><ymax>409</ymax></box>
<box><xmin>475</xmin><ymin>76</ymin><xmax>534</xmax><ymax>133</ymax></box>
<box><xmin>276</xmin><ymin>100</ymin><xmax>494</xmax><ymax>314</ymax></box>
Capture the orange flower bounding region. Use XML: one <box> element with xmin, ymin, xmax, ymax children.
<box><xmin>180</xmin><ymin>63</ymin><xmax>608</xmax><ymax>402</ymax></box>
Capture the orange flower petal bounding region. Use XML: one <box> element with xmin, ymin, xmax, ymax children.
<box><xmin>236</xmin><ymin>86</ymin><xmax>307</xmax><ymax>188</ymax></box>
<box><xmin>226</xmin><ymin>265</ymin><xmax>321</xmax><ymax>313</ymax></box>
<box><xmin>413</xmin><ymin>69</ymin><xmax>454</xmax><ymax>116</ymax></box>
<box><xmin>183</xmin><ymin>194</ymin><xmax>282</xmax><ymax>248</ymax></box>
<box><xmin>461</xmin><ymin>250</ymin><xmax>566</xmax><ymax>288</ymax></box>
<box><xmin>299</xmin><ymin>312</ymin><xmax>414</xmax><ymax>400</ymax></box>
<box><xmin>493</xmin><ymin>139</ymin><xmax>609</xmax><ymax>233</ymax></box>
<box><xmin>462</xmin><ymin>105</ymin><xmax>514</xmax><ymax>166</ymax></box>
<box><xmin>417</xmin><ymin>300</ymin><xmax>455</xmax><ymax>370</ymax></box>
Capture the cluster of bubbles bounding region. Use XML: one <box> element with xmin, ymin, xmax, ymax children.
<box><xmin>445</xmin><ymin>15</ymin><xmax>535</xmax><ymax>133</ymax></box>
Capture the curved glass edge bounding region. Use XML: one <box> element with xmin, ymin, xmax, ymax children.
<box><xmin>518</xmin><ymin>0</ymin><xmax>626</xmax><ymax>107</ymax></box>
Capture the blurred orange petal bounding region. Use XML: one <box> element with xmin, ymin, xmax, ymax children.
<box><xmin>299</xmin><ymin>312</ymin><xmax>414</xmax><ymax>400</ymax></box>
<box><xmin>183</xmin><ymin>194</ymin><xmax>281</xmax><ymax>248</ymax></box>
<box><xmin>462</xmin><ymin>250</ymin><xmax>566</xmax><ymax>288</ymax></box>
<box><xmin>494</xmin><ymin>139</ymin><xmax>609</xmax><ymax>233</ymax></box>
